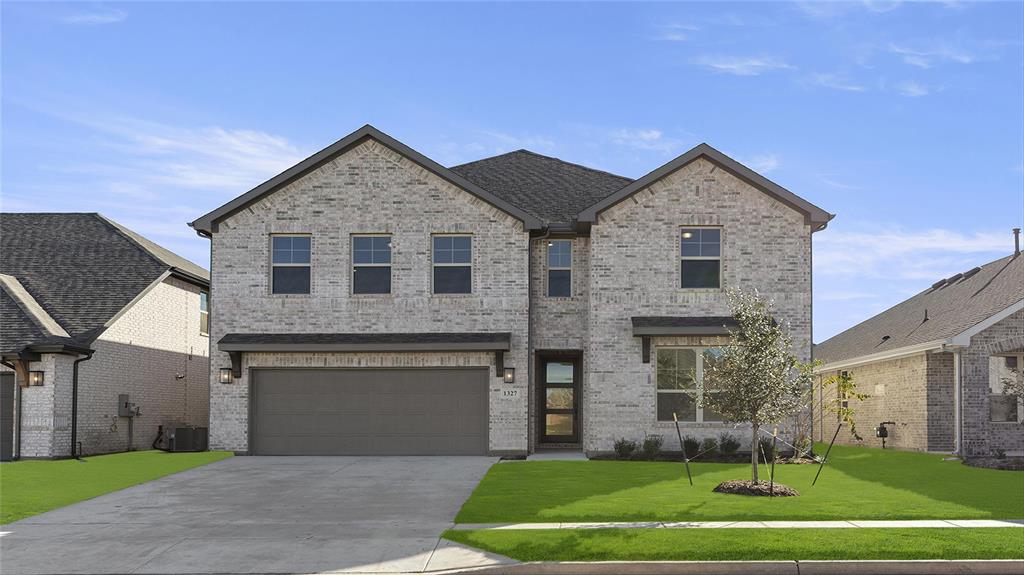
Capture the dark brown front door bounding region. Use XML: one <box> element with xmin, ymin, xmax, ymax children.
<box><xmin>539</xmin><ymin>355</ymin><xmax>580</xmax><ymax>444</ymax></box>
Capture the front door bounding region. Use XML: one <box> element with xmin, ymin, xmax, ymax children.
<box><xmin>539</xmin><ymin>355</ymin><xmax>580</xmax><ymax>444</ymax></box>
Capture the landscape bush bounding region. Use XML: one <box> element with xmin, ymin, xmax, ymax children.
<box><xmin>613</xmin><ymin>438</ymin><xmax>637</xmax><ymax>459</ymax></box>
<box><xmin>718</xmin><ymin>433</ymin><xmax>741</xmax><ymax>455</ymax></box>
<box><xmin>641</xmin><ymin>434</ymin><xmax>663</xmax><ymax>459</ymax></box>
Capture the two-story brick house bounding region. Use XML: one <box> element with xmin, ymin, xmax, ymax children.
<box><xmin>190</xmin><ymin>125</ymin><xmax>832</xmax><ymax>456</ymax></box>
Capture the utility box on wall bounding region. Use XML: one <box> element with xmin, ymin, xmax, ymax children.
<box><xmin>117</xmin><ymin>394</ymin><xmax>137</xmax><ymax>417</ymax></box>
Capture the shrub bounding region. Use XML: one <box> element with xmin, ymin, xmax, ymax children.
<box><xmin>993</xmin><ymin>448</ymin><xmax>1007</xmax><ymax>460</ymax></box>
<box><xmin>613</xmin><ymin>438</ymin><xmax>637</xmax><ymax>459</ymax></box>
<box><xmin>719</xmin><ymin>433</ymin><xmax>741</xmax><ymax>455</ymax></box>
<box><xmin>682</xmin><ymin>435</ymin><xmax>701</xmax><ymax>457</ymax></box>
<box><xmin>700</xmin><ymin>437</ymin><xmax>718</xmax><ymax>456</ymax></box>
<box><xmin>642</xmin><ymin>434</ymin><xmax>663</xmax><ymax>459</ymax></box>
<box><xmin>758</xmin><ymin>437</ymin><xmax>777</xmax><ymax>462</ymax></box>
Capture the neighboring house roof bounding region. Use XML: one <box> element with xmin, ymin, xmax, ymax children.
<box><xmin>815</xmin><ymin>253</ymin><xmax>1024</xmax><ymax>368</ymax></box>
<box><xmin>0</xmin><ymin>213</ymin><xmax>209</xmax><ymax>355</ymax></box>
<box><xmin>190</xmin><ymin>125</ymin><xmax>544</xmax><ymax>233</ymax></box>
<box><xmin>450</xmin><ymin>150</ymin><xmax>634</xmax><ymax>225</ymax></box>
<box><xmin>578</xmin><ymin>143</ymin><xmax>833</xmax><ymax>228</ymax></box>
<box><xmin>190</xmin><ymin>125</ymin><xmax>833</xmax><ymax>234</ymax></box>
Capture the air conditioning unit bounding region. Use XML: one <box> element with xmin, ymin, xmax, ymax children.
<box><xmin>164</xmin><ymin>426</ymin><xmax>209</xmax><ymax>452</ymax></box>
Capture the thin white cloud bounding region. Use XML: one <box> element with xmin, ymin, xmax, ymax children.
<box><xmin>796</xmin><ymin>1</ymin><xmax>902</xmax><ymax>19</ymax></box>
<box><xmin>693</xmin><ymin>55</ymin><xmax>794</xmax><ymax>76</ymax></box>
<box><xmin>479</xmin><ymin>130</ymin><xmax>556</xmax><ymax>153</ymax></box>
<box><xmin>61</xmin><ymin>8</ymin><xmax>127</xmax><ymax>25</ymax></box>
<box><xmin>821</xmin><ymin>177</ymin><xmax>862</xmax><ymax>190</ymax></box>
<box><xmin>815</xmin><ymin>227</ymin><xmax>1010</xmax><ymax>281</ymax></box>
<box><xmin>656</xmin><ymin>23</ymin><xmax>699</xmax><ymax>42</ymax></box>
<box><xmin>888</xmin><ymin>42</ymin><xmax>976</xmax><ymax>68</ymax></box>
<box><xmin>896</xmin><ymin>80</ymin><xmax>934</xmax><ymax>97</ymax></box>
<box><xmin>744</xmin><ymin>153</ymin><xmax>780</xmax><ymax>174</ymax></box>
<box><xmin>810</xmin><ymin>73</ymin><xmax>867</xmax><ymax>92</ymax></box>
<box><xmin>611</xmin><ymin>128</ymin><xmax>682</xmax><ymax>154</ymax></box>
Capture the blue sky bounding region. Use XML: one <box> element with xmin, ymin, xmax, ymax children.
<box><xmin>2</xmin><ymin>1</ymin><xmax>1022</xmax><ymax>341</ymax></box>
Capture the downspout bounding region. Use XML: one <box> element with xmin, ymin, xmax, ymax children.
<box><xmin>1</xmin><ymin>359</ymin><xmax>22</xmax><ymax>459</ymax></box>
<box><xmin>71</xmin><ymin>351</ymin><xmax>95</xmax><ymax>459</ymax></box>
<box><xmin>953</xmin><ymin>350</ymin><xmax>962</xmax><ymax>456</ymax></box>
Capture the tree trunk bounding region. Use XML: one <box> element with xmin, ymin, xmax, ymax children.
<box><xmin>751</xmin><ymin>424</ymin><xmax>760</xmax><ymax>483</ymax></box>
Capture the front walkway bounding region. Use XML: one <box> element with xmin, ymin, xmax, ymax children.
<box><xmin>452</xmin><ymin>519</ymin><xmax>1024</xmax><ymax>530</ymax></box>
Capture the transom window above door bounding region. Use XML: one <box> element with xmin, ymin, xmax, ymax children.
<box><xmin>271</xmin><ymin>235</ymin><xmax>311</xmax><ymax>294</ymax></box>
<box><xmin>680</xmin><ymin>228</ymin><xmax>721</xmax><ymax>289</ymax></box>
<box><xmin>433</xmin><ymin>235</ymin><xmax>472</xmax><ymax>294</ymax></box>
<box><xmin>656</xmin><ymin>347</ymin><xmax>725</xmax><ymax>422</ymax></box>
<box><xmin>352</xmin><ymin>235</ymin><xmax>392</xmax><ymax>294</ymax></box>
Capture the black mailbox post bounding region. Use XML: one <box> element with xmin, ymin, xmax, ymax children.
<box><xmin>875</xmin><ymin>421</ymin><xmax>896</xmax><ymax>449</ymax></box>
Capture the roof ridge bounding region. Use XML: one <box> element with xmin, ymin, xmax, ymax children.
<box><xmin>93</xmin><ymin>214</ymin><xmax>210</xmax><ymax>284</ymax></box>
<box><xmin>0</xmin><ymin>274</ymin><xmax>71</xmax><ymax>337</ymax></box>
<box><xmin>451</xmin><ymin>149</ymin><xmax>634</xmax><ymax>183</ymax></box>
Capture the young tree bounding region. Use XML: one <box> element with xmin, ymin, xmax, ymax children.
<box><xmin>820</xmin><ymin>371</ymin><xmax>870</xmax><ymax>440</ymax></box>
<box><xmin>700</xmin><ymin>289</ymin><xmax>814</xmax><ymax>482</ymax></box>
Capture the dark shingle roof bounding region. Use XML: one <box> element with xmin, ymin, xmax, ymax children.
<box><xmin>450</xmin><ymin>150</ymin><xmax>633</xmax><ymax>224</ymax></box>
<box><xmin>0</xmin><ymin>213</ymin><xmax>209</xmax><ymax>351</ymax></box>
<box><xmin>0</xmin><ymin>289</ymin><xmax>51</xmax><ymax>353</ymax></box>
<box><xmin>816</xmin><ymin>254</ymin><xmax>1024</xmax><ymax>365</ymax></box>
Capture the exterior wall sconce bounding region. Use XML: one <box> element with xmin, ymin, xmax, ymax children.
<box><xmin>28</xmin><ymin>371</ymin><xmax>44</xmax><ymax>386</ymax></box>
<box><xmin>503</xmin><ymin>367</ymin><xmax>515</xmax><ymax>384</ymax></box>
<box><xmin>218</xmin><ymin>368</ymin><xmax>234</xmax><ymax>384</ymax></box>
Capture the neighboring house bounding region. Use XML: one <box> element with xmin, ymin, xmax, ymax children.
<box><xmin>189</xmin><ymin>124</ymin><xmax>832</xmax><ymax>457</ymax></box>
<box><xmin>0</xmin><ymin>213</ymin><xmax>210</xmax><ymax>460</ymax></box>
<box><xmin>814</xmin><ymin>245</ymin><xmax>1024</xmax><ymax>457</ymax></box>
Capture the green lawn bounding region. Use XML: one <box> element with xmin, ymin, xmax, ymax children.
<box><xmin>456</xmin><ymin>444</ymin><xmax>1024</xmax><ymax>523</ymax></box>
<box><xmin>444</xmin><ymin>528</ymin><xmax>1024</xmax><ymax>561</ymax></box>
<box><xmin>0</xmin><ymin>450</ymin><xmax>232</xmax><ymax>524</ymax></box>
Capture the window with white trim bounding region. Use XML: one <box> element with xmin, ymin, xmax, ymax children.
<box><xmin>989</xmin><ymin>354</ymin><xmax>1023</xmax><ymax>423</ymax></box>
<box><xmin>271</xmin><ymin>235</ymin><xmax>311</xmax><ymax>294</ymax></box>
<box><xmin>547</xmin><ymin>240</ymin><xmax>572</xmax><ymax>298</ymax></box>
<box><xmin>199</xmin><ymin>291</ymin><xmax>209</xmax><ymax>335</ymax></box>
<box><xmin>432</xmin><ymin>235</ymin><xmax>472</xmax><ymax>294</ymax></box>
<box><xmin>656</xmin><ymin>347</ymin><xmax>725</xmax><ymax>422</ymax></box>
<box><xmin>680</xmin><ymin>228</ymin><xmax>721</xmax><ymax>289</ymax></box>
<box><xmin>352</xmin><ymin>235</ymin><xmax>391</xmax><ymax>294</ymax></box>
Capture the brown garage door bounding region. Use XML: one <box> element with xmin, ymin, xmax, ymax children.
<box><xmin>250</xmin><ymin>368</ymin><xmax>489</xmax><ymax>455</ymax></box>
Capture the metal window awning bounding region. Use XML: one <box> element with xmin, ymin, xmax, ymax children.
<box><xmin>218</xmin><ymin>332</ymin><xmax>512</xmax><ymax>377</ymax></box>
<box><xmin>631</xmin><ymin>317</ymin><xmax>737</xmax><ymax>363</ymax></box>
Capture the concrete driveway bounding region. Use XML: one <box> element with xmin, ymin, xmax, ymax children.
<box><xmin>1</xmin><ymin>456</ymin><xmax>503</xmax><ymax>574</ymax></box>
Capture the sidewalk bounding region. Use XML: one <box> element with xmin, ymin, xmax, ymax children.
<box><xmin>451</xmin><ymin>519</ymin><xmax>1024</xmax><ymax>530</ymax></box>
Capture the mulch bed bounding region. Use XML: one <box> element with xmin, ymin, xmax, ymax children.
<box><xmin>712</xmin><ymin>480</ymin><xmax>800</xmax><ymax>497</ymax></box>
<box><xmin>963</xmin><ymin>457</ymin><xmax>1024</xmax><ymax>471</ymax></box>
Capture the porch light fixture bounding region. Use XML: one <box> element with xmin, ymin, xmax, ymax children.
<box><xmin>503</xmin><ymin>367</ymin><xmax>515</xmax><ymax>384</ymax></box>
<box><xmin>28</xmin><ymin>371</ymin><xmax>44</xmax><ymax>386</ymax></box>
<box><xmin>218</xmin><ymin>368</ymin><xmax>234</xmax><ymax>384</ymax></box>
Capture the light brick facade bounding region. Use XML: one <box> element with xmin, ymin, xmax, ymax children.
<box><xmin>4</xmin><ymin>277</ymin><xmax>209</xmax><ymax>458</ymax></box>
<box><xmin>814</xmin><ymin>309</ymin><xmax>1024</xmax><ymax>455</ymax></box>
<box><xmin>205</xmin><ymin>144</ymin><xmax>817</xmax><ymax>456</ymax></box>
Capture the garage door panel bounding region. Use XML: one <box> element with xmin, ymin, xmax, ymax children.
<box><xmin>251</xmin><ymin>368</ymin><xmax>488</xmax><ymax>455</ymax></box>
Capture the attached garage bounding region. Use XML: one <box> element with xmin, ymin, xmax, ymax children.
<box><xmin>250</xmin><ymin>367</ymin><xmax>489</xmax><ymax>455</ymax></box>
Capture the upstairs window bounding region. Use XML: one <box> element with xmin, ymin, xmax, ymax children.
<box><xmin>547</xmin><ymin>240</ymin><xmax>572</xmax><ymax>298</ymax></box>
<box><xmin>680</xmin><ymin>228</ymin><xmax>721</xmax><ymax>289</ymax></box>
<box><xmin>432</xmin><ymin>235</ymin><xmax>472</xmax><ymax>294</ymax></box>
<box><xmin>271</xmin><ymin>235</ymin><xmax>311</xmax><ymax>294</ymax></box>
<box><xmin>352</xmin><ymin>235</ymin><xmax>392</xmax><ymax>294</ymax></box>
<box><xmin>199</xmin><ymin>291</ymin><xmax>209</xmax><ymax>335</ymax></box>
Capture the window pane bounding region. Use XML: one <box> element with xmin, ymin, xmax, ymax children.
<box><xmin>291</xmin><ymin>236</ymin><xmax>311</xmax><ymax>251</ymax></box>
<box><xmin>681</xmin><ymin>243</ymin><xmax>701</xmax><ymax>257</ymax></box>
<box><xmin>272</xmin><ymin>249</ymin><xmax>291</xmax><ymax>264</ymax></box>
<box><xmin>681</xmin><ymin>229</ymin><xmax>699</xmax><ymax>244</ymax></box>
<box><xmin>545</xmin><ymin>414</ymin><xmax>573</xmax><ymax>436</ymax></box>
<box><xmin>353</xmin><ymin>249</ymin><xmax>373</xmax><ymax>264</ymax></box>
<box><xmin>658</xmin><ymin>393</ymin><xmax>696</xmax><ymax>422</ymax></box>
<box><xmin>200</xmin><ymin>291</ymin><xmax>208</xmax><ymax>312</ymax></box>
<box><xmin>703</xmin><ymin>348</ymin><xmax>725</xmax><ymax>371</ymax></box>
<box><xmin>1007</xmin><ymin>356</ymin><xmax>1019</xmax><ymax>369</ymax></box>
<box><xmin>548</xmin><ymin>240</ymin><xmax>571</xmax><ymax>268</ymax></box>
<box><xmin>703</xmin><ymin>391</ymin><xmax>725</xmax><ymax>421</ymax></box>
<box><xmin>200</xmin><ymin>312</ymin><xmax>209</xmax><ymax>335</ymax></box>
<box><xmin>452</xmin><ymin>236</ymin><xmax>471</xmax><ymax>250</ymax></box>
<box><xmin>681</xmin><ymin>260</ymin><xmax>720</xmax><ymax>288</ymax></box>
<box><xmin>434</xmin><ymin>248</ymin><xmax>452</xmax><ymax>264</ymax></box>
<box><xmin>291</xmin><ymin>247</ymin><xmax>311</xmax><ymax>264</ymax></box>
<box><xmin>701</xmin><ymin>229</ymin><xmax>720</xmax><ymax>243</ymax></box>
<box><xmin>452</xmin><ymin>249</ymin><xmax>472</xmax><ymax>264</ymax></box>
<box><xmin>656</xmin><ymin>349</ymin><xmax>679</xmax><ymax>371</ymax></box>
<box><xmin>272</xmin><ymin>266</ymin><xmax>310</xmax><ymax>294</ymax></box>
<box><xmin>353</xmin><ymin>236</ymin><xmax>373</xmax><ymax>251</ymax></box>
<box><xmin>433</xmin><ymin>266</ymin><xmax>471</xmax><ymax>294</ymax></box>
<box><xmin>353</xmin><ymin>266</ymin><xmax>391</xmax><ymax>294</ymax></box>
<box><xmin>701</xmin><ymin>243</ymin><xmax>721</xmax><ymax>257</ymax></box>
<box><xmin>546</xmin><ymin>388</ymin><xmax>574</xmax><ymax>409</ymax></box>
<box><xmin>546</xmin><ymin>362</ymin><xmax>574</xmax><ymax>383</ymax></box>
<box><xmin>990</xmin><ymin>395</ymin><xmax>1019</xmax><ymax>422</ymax></box>
<box><xmin>548</xmin><ymin>269</ymin><xmax>571</xmax><ymax>297</ymax></box>
<box><xmin>272</xmin><ymin>236</ymin><xmax>292</xmax><ymax>251</ymax></box>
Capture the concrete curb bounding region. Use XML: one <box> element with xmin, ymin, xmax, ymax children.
<box><xmin>453</xmin><ymin>560</ymin><xmax>1024</xmax><ymax>575</ymax></box>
